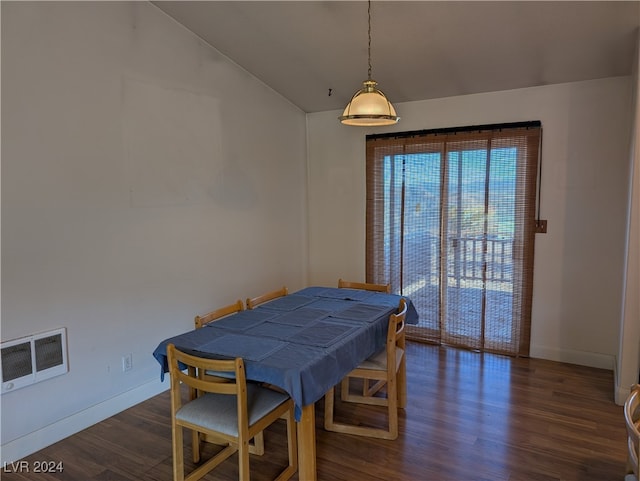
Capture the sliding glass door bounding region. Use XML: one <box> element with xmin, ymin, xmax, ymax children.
<box><xmin>366</xmin><ymin>123</ymin><xmax>540</xmax><ymax>356</ymax></box>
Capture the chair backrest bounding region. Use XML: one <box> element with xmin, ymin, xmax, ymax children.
<box><xmin>388</xmin><ymin>298</ymin><xmax>407</xmax><ymax>352</ymax></box>
<box><xmin>625</xmin><ymin>385</ymin><xmax>640</xmax><ymax>477</ymax></box>
<box><xmin>246</xmin><ymin>286</ymin><xmax>288</xmax><ymax>309</ymax></box>
<box><xmin>167</xmin><ymin>343</ymin><xmax>249</xmax><ymax>429</ymax></box>
<box><xmin>338</xmin><ymin>278</ymin><xmax>391</xmax><ymax>293</ymax></box>
<box><xmin>195</xmin><ymin>299</ymin><xmax>244</xmax><ymax>329</ymax></box>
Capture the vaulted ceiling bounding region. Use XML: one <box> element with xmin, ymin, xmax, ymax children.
<box><xmin>153</xmin><ymin>1</ymin><xmax>640</xmax><ymax>113</ymax></box>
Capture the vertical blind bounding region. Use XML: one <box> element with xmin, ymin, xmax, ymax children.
<box><xmin>366</xmin><ymin>122</ymin><xmax>541</xmax><ymax>356</ymax></box>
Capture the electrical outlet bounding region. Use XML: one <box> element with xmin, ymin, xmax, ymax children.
<box><xmin>535</xmin><ymin>219</ymin><xmax>548</xmax><ymax>233</ymax></box>
<box><xmin>122</xmin><ymin>354</ymin><xmax>132</xmax><ymax>372</ymax></box>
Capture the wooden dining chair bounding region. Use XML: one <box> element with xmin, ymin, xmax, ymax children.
<box><xmin>167</xmin><ymin>344</ymin><xmax>298</xmax><ymax>481</ymax></box>
<box><xmin>324</xmin><ymin>298</ymin><xmax>408</xmax><ymax>440</ymax></box>
<box><xmin>338</xmin><ymin>278</ymin><xmax>392</xmax><ymax>398</ymax></box>
<box><xmin>246</xmin><ymin>286</ymin><xmax>288</xmax><ymax>309</ymax></box>
<box><xmin>625</xmin><ymin>384</ymin><xmax>640</xmax><ymax>480</ymax></box>
<box><xmin>194</xmin><ymin>299</ymin><xmax>265</xmax><ymax>456</ymax></box>
<box><xmin>338</xmin><ymin>278</ymin><xmax>391</xmax><ymax>293</ymax></box>
<box><xmin>194</xmin><ymin>299</ymin><xmax>245</xmax><ymax>329</ymax></box>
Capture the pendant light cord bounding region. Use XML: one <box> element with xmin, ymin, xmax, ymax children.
<box><xmin>339</xmin><ymin>0</ymin><xmax>399</xmax><ymax>125</ymax></box>
<box><xmin>367</xmin><ymin>0</ymin><xmax>372</xmax><ymax>80</ymax></box>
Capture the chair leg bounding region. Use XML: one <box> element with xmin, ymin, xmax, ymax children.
<box><xmin>172</xmin><ymin>423</ymin><xmax>185</xmax><ymax>481</ymax></box>
<box><xmin>281</xmin><ymin>405</ymin><xmax>298</xmax><ymax>480</ymax></box>
<box><xmin>191</xmin><ymin>430</ymin><xmax>200</xmax><ymax>463</ymax></box>
<box><xmin>387</xmin><ymin>376</ymin><xmax>399</xmax><ymax>440</ymax></box>
<box><xmin>397</xmin><ymin>356</ymin><xmax>407</xmax><ymax>408</ymax></box>
<box><xmin>238</xmin><ymin>438</ymin><xmax>251</xmax><ymax>481</ymax></box>
<box><xmin>324</xmin><ymin>386</ymin><xmax>336</xmax><ymax>431</ymax></box>
<box><xmin>340</xmin><ymin>377</ymin><xmax>349</xmax><ymax>401</ymax></box>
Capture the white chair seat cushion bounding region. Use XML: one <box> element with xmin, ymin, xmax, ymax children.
<box><xmin>176</xmin><ymin>384</ymin><xmax>289</xmax><ymax>436</ymax></box>
<box><xmin>357</xmin><ymin>347</ymin><xmax>404</xmax><ymax>371</ymax></box>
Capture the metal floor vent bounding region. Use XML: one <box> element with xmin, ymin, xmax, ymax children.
<box><xmin>1</xmin><ymin>328</ymin><xmax>68</xmax><ymax>394</ymax></box>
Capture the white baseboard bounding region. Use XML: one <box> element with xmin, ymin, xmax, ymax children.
<box><xmin>530</xmin><ymin>345</ymin><xmax>616</xmax><ymax>371</ymax></box>
<box><xmin>1</xmin><ymin>378</ymin><xmax>169</xmax><ymax>464</ymax></box>
<box><xmin>616</xmin><ymin>383</ymin><xmax>633</xmax><ymax>406</ymax></box>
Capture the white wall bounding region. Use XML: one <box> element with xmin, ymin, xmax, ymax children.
<box><xmin>616</xmin><ymin>32</ymin><xmax>640</xmax><ymax>405</ymax></box>
<box><xmin>307</xmin><ymin>76</ymin><xmax>633</xmax><ymax>370</ymax></box>
<box><xmin>1</xmin><ymin>2</ymin><xmax>307</xmax><ymax>462</ymax></box>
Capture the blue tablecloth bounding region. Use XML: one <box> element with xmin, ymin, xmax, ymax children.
<box><xmin>152</xmin><ymin>286</ymin><xmax>418</xmax><ymax>420</ymax></box>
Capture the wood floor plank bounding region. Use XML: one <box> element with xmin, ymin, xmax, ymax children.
<box><xmin>1</xmin><ymin>343</ymin><xmax>628</xmax><ymax>481</ymax></box>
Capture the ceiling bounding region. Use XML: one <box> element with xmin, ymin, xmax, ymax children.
<box><xmin>153</xmin><ymin>1</ymin><xmax>640</xmax><ymax>113</ymax></box>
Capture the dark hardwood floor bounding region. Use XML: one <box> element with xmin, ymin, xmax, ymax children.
<box><xmin>2</xmin><ymin>342</ymin><xmax>628</xmax><ymax>481</ymax></box>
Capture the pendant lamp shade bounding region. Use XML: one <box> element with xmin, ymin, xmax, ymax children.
<box><xmin>340</xmin><ymin>79</ymin><xmax>399</xmax><ymax>126</ymax></box>
<box><xmin>339</xmin><ymin>1</ymin><xmax>399</xmax><ymax>126</ymax></box>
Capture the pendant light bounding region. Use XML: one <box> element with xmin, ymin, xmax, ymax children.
<box><xmin>339</xmin><ymin>0</ymin><xmax>399</xmax><ymax>126</ymax></box>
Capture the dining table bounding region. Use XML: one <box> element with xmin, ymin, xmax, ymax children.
<box><xmin>152</xmin><ymin>286</ymin><xmax>419</xmax><ymax>480</ymax></box>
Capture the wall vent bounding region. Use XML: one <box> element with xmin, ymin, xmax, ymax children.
<box><xmin>1</xmin><ymin>328</ymin><xmax>68</xmax><ymax>394</ymax></box>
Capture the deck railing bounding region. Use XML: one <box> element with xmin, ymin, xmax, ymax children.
<box><xmin>449</xmin><ymin>235</ymin><xmax>513</xmax><ymax>283</ymax></box>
